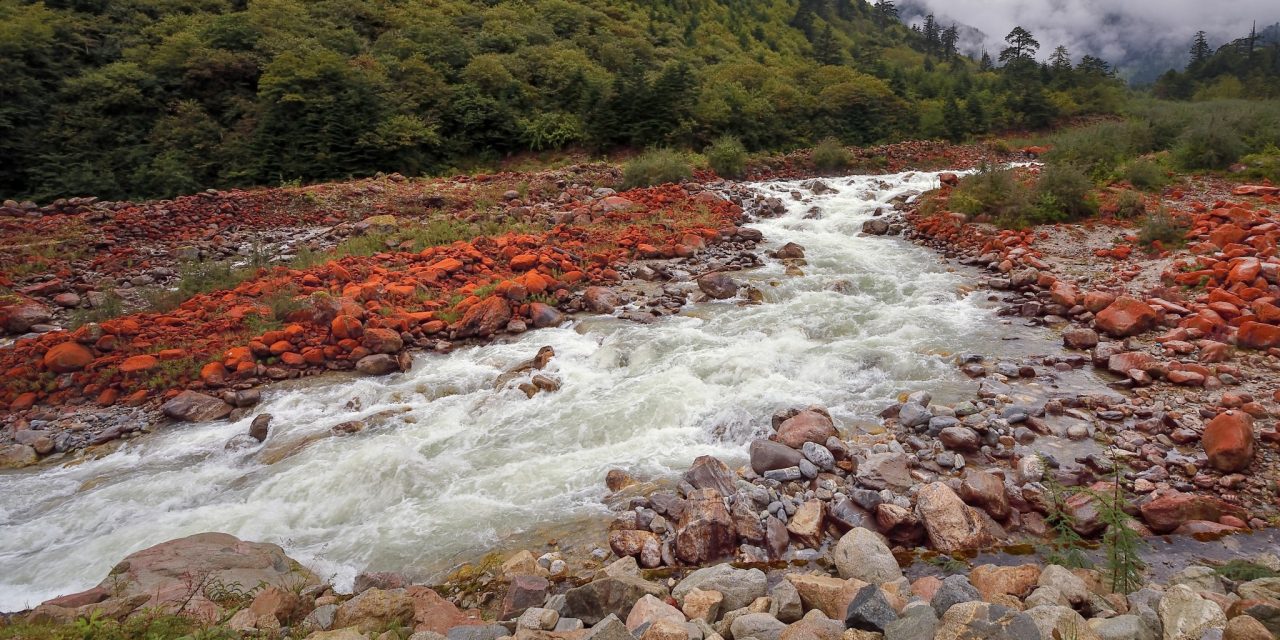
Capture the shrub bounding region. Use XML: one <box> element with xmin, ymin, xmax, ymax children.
<box><xmin>622</xmin><ymin>148</ymin><xmax>693</xmax><ymax>189</ymax></box>
<box><xmin>1174</xmin><ymin>120</ymin><xmax>1245</xmax><ymax>170</ymax></box>
<box><xmin>1033</xmin><ymin>163</ymin><xmax>1098</xmax><ymax>222</ymax></box>
<box><xmin>1113</xmin><ymin>190</ymin><xmax>1146</xmax><ymax>220</ymax></box>
<box><xmin>1138</xmin><ymin>209</ymin><xmax>1190</xmax><ymax>249</ymax></box>
<box><xmin>1121</xmin><ymin>158</ymin><xmax>1168</xmax><ymax>191</ymax></box>
<box><xmin>950</xmin><ymin>165</ymin><xmax>1034</xmax><ymax>227</ymax></box>
<box><xmin>1044</xmin><ymin>120</ymin><xmax>1149</xmax><ymax>181</ymax></box>
<box><xmin>810</xmin><ymin>137</ymin><xmax>851</xmax><ymax>172</ymax></box>
<box><xmin>705</xmin><ymin>135</ymin><xmax>748</xmax><ymax>179</ymax></box>
<box><xmin>1240</xmin><ymin>145</ymin><xmax>1280</xmax><ymax>183</ymax></box>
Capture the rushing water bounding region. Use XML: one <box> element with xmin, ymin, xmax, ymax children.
<box><xmin>1</xmin><ymin>170</ymin><xmax>1041</xmax><ymax>612</ymax></box>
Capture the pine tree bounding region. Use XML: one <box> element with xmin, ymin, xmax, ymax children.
<box><xmin>942</xmin><ymin>94</ymin><xmax>966</xmax><ymax>141</ymax></box>
<box><xmin>813</xmin><ymin>24</ymin><xmax>844</xmax><ymax>65</ymax></box>
<box><xmin>923</xmin><ymin>13</ymin><xmax>939</xmax><ymax>55</ymax></box>
<box><xmin>941</xmin><ymin>25</ymin><xmax>959</xmax><ymax>60</ymax></box>
<box><xmin>1189</xmin><ymin>30</ymin><xmax>1211</xmax><ymax>67</ymax></box>
<box><xmin>1049</xmin><ymin>45</ymin><xmax>1072</xmax><ymax>73</ymax></box>
<box><xmin>999</xmin><ymin>26</ymin><xmax>1040</xmax><ymax>64</ymax></box>
<box><xmin>965</xmin><ymin>96</ymin><xmax>986</xmax><ymax>133</ymax></box>
<box><xmin>873</xmin><ymin>0</ymin><xmax>898</xmax><ymax>27</ymax></box>
<box><xmin>979</xmin><ymin>50</ymin><xmax>994</xmax><ymax>71</ymax></box>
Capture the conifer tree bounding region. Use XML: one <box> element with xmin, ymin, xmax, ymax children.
<box><xmin>999</xmin><ymin>26</ymin><xmax>1040</xmax><ymax>64</ymax></box>
<box><xmin>1189</xmin><ymin>30</ymin><xmax>1211</xmax><ymax>67</ymax></box>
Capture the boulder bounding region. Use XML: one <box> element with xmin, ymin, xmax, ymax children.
<box><xmin>784</xmin><ymin>574</ymin><xmax>866</xmax><ymax>620</ymax></box>
<box><xmin>684</xmin><ymin>456</ymin><xmax>738</xmax><ymax>496</ymax></box>
<box><xmin>932</xmin><ymin>601</ymin><xmax>1040</xmax><ymax>640</ymax></box>
<box><xmin>750</xmin><ymin>440</ymin><xmax>804</xmax><ymax>474</ymax></box>
<box><xmin>697</xmin><ymin>273</ymin><xmax>739</xmax><ymax>300</ymax></box>
<box><xmin>356</xmin><ymin>354</ymin><xmax>400</xmax><ymax>376</ymax></box>
<box><xmin>1223</xmin><ymin>615</ymin><xmax>1272</xmax><ymax>640</ymax></box>
<box><xmin>915</xmin><ymin>482</ymin><xmax>993</xmax><ymax>552</ymax></box>
<box><xmin>249</xmin><ymin>414</ymin><xmax>272</xmax><ymax>442</ymax></box>
<box><xmin>831</xmin><ymin>528</ymin><xmax>901</xmax><ymax>584</ymax></box>
<box><xmin>1095</xmin><ymin>296</ymin><xmax>1158</xmax><ymax>338</ymax></box>
<box><xmin>39</xmin><ymin>533</ymin><xmax>318</xmax><ymax>622</ymax></box>
<box><xmin>674</xmin><ymin>489</ymin><xmax>737</xmax><ymax>564</ymax></box>
<box><xmin>407</xmin><ymin>585</ymin><xmax>483</xmax><ymax>634</ymax></box>
<box><xmin>680</xmin><ymin>588</ymin><xmax>722</xmax><ymax>624</ymax></box>
<box><xmin>1138</xmin><ymin>492</ymin><xmax>1249</xmax><ymax>534</ymax></box>
<box><xmin>785</xmin><ymin>500</ymin><xmax>825</xmax><ymax>548</ymax></box>
<box><xmin>455</xmin><ymin>297</ymin><xmax>511</xmax><ymax>338</ymax></box>
<box><xmin>0</xmin><ymin>443</ymin><xmax>39</xmax><ymax>469</ymax></box>
<box><xmin>968</xmin><ymin>564</ymin><xmax>1040</xmax><ymax>601</ymax></box>
<box><xmin>581</xmin><ymin>615</ymin><xmax>635</xmax><ymax>640</ymax></box>
<box><xmin>1157</xmin><ymin>585</ymin><xmax>1225</xmax><ymax>640</ymax></box>
<box><xmin>730</xmin><ymin>613</ymin><xmax>785</xmax><ymax>640</ymax></box>
<box><xmin>362</xmin><ymin>328</ymin><xmax>404</xmax><ymax>354</ymax></box>
<box><xmin>844</xmin><ymin>585</ymin><xmax>898</xmax><ymax>632</ymax></box>
<box><xmin>776</xmin><ymin>410</ymin><xmax>837</xmax><ymax>449</ymax></box>
<box><xmin>161</xmin><ymin>391</ymin><xmax>234</xmax><ymax>422</ymax></box>
<box><xmin>500</xmin><ymin>574</ymin><xmax>550</xmax><ymax>620</ymax></box>
<box><xmin>563</xmin><ymin>575</ymin><xmax>668</xmax><ymax>625</ymax></box>
<box><xmin>3</xmin><ymin>301</ymin><xmax>52</xmax><ymax>333</ymax></box>
<box><xmin>1063</xmin><ymin>328</ymin><xmax>1100</xmax><ymax>350</ymax></box>
<box><xmin>583</xmin><ymin>287</ymin><xmax>622</xmax><ymax>314</ymax></box>
<box><xmin>672</xmin><ymin>564</ymin><xmax>766</xmax><ymax>613</ymax></box>
<box><xmin>608</xmin><ymin>531</ymin><xmax>661</xmax><ymax>569</ymax></box>
<box><xmin>1202</xmin><ymin>410</ymin><xmax>1256</xmax><ymax>472</ymax></box>
<box><xmin>930</xmin><ymin>575</ymin><xmax>982</xmax><ymax>617</ymax></box>
<box><xmin>43</xmin><ymin>342</ymin><xmax>94</xmax><ymax>373</ymax></box>
<box><xmin>1023</xmin><ymin>605</ymin><xmax>1101</xmax><ymax>640</ymax></box>
<box><xmin>334</xmin><ymin>588</ymin><xmax>415</xmax><ymax>633</ymax></box>
<box><xmin>958</xmin><ymin>470</ymin><xmax>1010</xmax><ymax>520</ymax></box>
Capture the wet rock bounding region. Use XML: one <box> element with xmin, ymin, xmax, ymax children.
<box><xmin>456</xmin><ymin>297</ymin><xmax>511</xmax><ymax>337</ymax></box>
<box><xmin>862</xmin><ymin>219</ymin><xmax>890</xmax><ymax>235</ymax></box>
<box><xmin>501</xmin><ymin>575</ymin><xmax>550</xmax><ymax>620</ymax></box>
<box><xmin>939</xmin><ymin>426</ymin><xmax>980</xmax><ymax>452</ymax></box>
<box><xmin>1138</xmin><ymin>493</ymin><xmax>1248</xmax><ymax>534</ymax></box>
<box><xmin>898</xmin><ymin>402</ymin><xmax>930</xmax><ymax>428</ymax></box>
<box><xmin>844</xmin><ymin>585</ymin><xmax>898</xmax><ymax>632</ymax></box>
<box><xmin>249</xmin><ymin>414</ymin><xmax>272</xmax><ymax>442</ymax></box>
<box><xmin>915</xmin><ymin>482</ymin><xmax>993</xmax><ymax>553</ymax></box>
<box><xmin>356</xmin><ymin>354</ymin><xmax>400</xmax><ymax>375</ymax></box>
<box><xmin>697</xmin><ymin>273</ymin><xmax>739</xmax><ymax>300</ymax></box>
<box><xmin>161</xmin><ymin>391</ymin><xmax>234</xmax><ymax>422</ymax></box>
<box><xmin>831</xmin><ymin>528</ymin><xmax>901</xmax><ymax>584</ymax></box>
<box><xmin>4</xmin><ymin>302</ymin><xmax>52</xmax><ymax>333</ymax></box>
<box><xmin>1202</xmin><ymin>410</ymin><xmax>1255</xmax><ymax>473</ymax></box>
<box><xmin>584</xmin><ymin>287</ymin><xmax>623</xmax><ymax>314</ymax></box>
<box><xmin>528</xmin><ymin>302</ymin><xmax>564</xmax><ymax>328</ymax></box>
<box><xmin>673</xmin><ymin>564</ymin><xmax>766</xmax><ymax>613</ymax></box>
<box><xmin>1063</xmin><ymin>328</ymin><xmax>1100</xmax><ymax>350</ymax></box>
<box><xmin>750</xmin><ymin>440</ymin><xmax>803</xmax><ymax>474</ymax></box>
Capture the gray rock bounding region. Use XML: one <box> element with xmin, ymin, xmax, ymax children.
<box><xmin>355</xmin><ymin>354</ymin><xmax>399</xmax><ymax>375</ymax></box>
<box><xmin>749</xmin><ymin>440</ymin><xmax>803</xmax><ymax>474</ymax></box>
<box><xmin>673</xmin><ymin>564</ymin><xmax>766</xmax><ymax>613</ymax></box>
<box><xmin>931</xmin><ymin>575</ymin><xmax>982</xmax><ymax>617</ymax></box>
<box><xmin>446</xmin><ymin>625</ymin><xmax>509</xmax><ymax>640</ymax></box>
<box><xmin>698</xmin><ymin>273</ymin><xmax>739</xmax><ymax>300</ymax></box>
<box><xmin>898</xmin><ymin>403</ymin><xmax>930</xmax><ymax>428</ymax></box>
<box><xmin>1092</xmin><ymin>614</ymin><xmax>1155</xmax><ymax>640</ymax></box>
<box><xmin>160</xmin><ymin>391</ymin><xmax>234</xmax><ymax>422</ymax></box>
<box><xmin>797</xmin><ymin>458</ymin><xmax>818</xmax><ymax>479</ymax></box>
<box><xmin>729</xmin><ymin>613</ymin><xmax>785</xmax><ymax>640</ymax></box>
<box><xmin>517</xmin><ymin>607</ymin><xmax>560</xmax><ymax>631</ymax></box>
<box><xmin>564</xmin><ymin>575</ymin><xmax>668</xmax><ymax>626</ymax></box>
<box><xmin>769</xmin><ymin>580</ymin><xmax>803</xmax><ymax>623</ymax></box>
<box><xmin>845</xmin><ymin>585</ymin><xmax>898</xmax><ymax>632</ymax></box>
<box><xmin>884</xmin><ymin>606</ymin><xmax>938</xmax><ymax>640</ymax></box>
<box><xmin>800</xmin><ymin>442</ymin><xmax>834</xmax><ymax>470</ymax></box>
<box><xmin>555</xmin><ymin>618</ymin><xmax>585</xmax><ymax>632</ymax></box>
<box><xmin>764</xmin><ymin>467</ymin><xmax>803</xmax><ymax>482</ymax></box>
<box><xmin>1157</xmin><ymin>585</ymin><xmax>1225</xmax><ymax>640</ymax></box>
<box><xmin>304</xmin><ymin>603</ymin><xmax>338</xmax><ymax>631</ymax></box>
<box><xmin>832</xmin><ymin>528</ymin><xmax>901</xmax><ymax>584</ymax></box>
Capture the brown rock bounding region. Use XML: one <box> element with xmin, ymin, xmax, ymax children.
<box><xmin>43</xmin><ymin>342</ymin><xmax>93</xmax><ymax>373</ymax></box>
<box><xmin>786</xmin><ymin>500</ymin><xmax>826</xmax><ymax>548</ymax></box>
<box><xmin>776</xmin><ymin>410</ymin><xmax>837</xmax><ymax>449</ymax></box>
<box><xmin>455</xmin><ymin>297</ymin><xmax>511</xmax><ymax>337</ymax></box>
<box><xmin>684</xmin><ymin>455</ymin><xmax>738</xmax><ymax>496</ymax></box>
<box><xmin>609</xmin><ymin>530</ymin><xmax>662</xmax><ymax>568</ymax></box>
<box><xmin>407</xmin><ymin>585</ymin><xmax>482</xmax><ymax>634</ymax></box>
<box><xmin>1095</xmin><ymin>296</ymin><xmax>1158</xmax><ymax>337</ymax></box>
<box><xmin>915</xmin><ymin>482</ymin><xmax>993</xmax><ymax>552</ymax></box>
<box><xmin>681</xmin><ymin>588</ymin><xmax>723</xmax><ymax>623</ymax></box>
<box><xmin>968</xmin><ymin>564</ymin><xmax>1041</xmax><ymax>601</ymax></box>
<box><xmin>333</xmin><ymin>588</ymin><xmax>414</xmax><ymax>633</ymax></box>
<box><xmin>783</xmin><ymin>574</ymin><xmax>867</xmax><ymax>620</ymax></box>
<box><xmin>161</xmin><ymin>390</ymin><xmax>234</xmax><ymax>422</ymax></box>
<box><xmin>675</xmin><ymin>488</ymin><xmax>737</xmax><ymax>564</ymax></box>
<box><xmin>1139</xmin><ymin>492</ymin><xmax>1250</xmax><ymax>533</ymax></box>
<box><xmin>959</xmin><ymin>470</ymin><xmax>1010</xmax><ymax>520</ymax></box>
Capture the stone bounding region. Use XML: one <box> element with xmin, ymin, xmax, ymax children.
<box><xmin>771</xmin><ymin>581</ymin><xmax>803</xmax><ymax>624</ymax></box>
<box><xmin>1223</xmin><ymin>615</ymin><xmax>1271</xmax><ymax>640</ymax></box>
<box><xmin>786</xmin><ymin>500</ymin><xmax>826</xmax><ymax>548</ymax></box>
<box><xmin>939</xmin><ymin>427</ymin><xmax>980</xmax><ymax>452</ymax></box>
<box><xmin>930</xmin><ymin>575</ymin><xmax>982</xmax><ymax>617</ymax></box>
<box><xmin>528</xmin><ymin>302</ymin><xmax>564</xmax><ymax>328</ymax></box>
<box><xmin>161</xmin><ymin>390</ymin><xmax>234</xmax><ymax>422</ymax></box>
<box><xmin>779</xmin><ymin>615</ymin><xmax>842</xmax><ymax>640</ymax></box>
<box><xmin>800</xmin><ymin>442</ymin><xmax>835</xmax><ymax>471</ymax></box>
<box><xmin>898</xmin><ymin>402</ymin><xmax>931</xmax><ymax>428</ymax></box>
<box><xmin>1090</xmin><ymin>614</ymin><xmax>1154</xmax><ymax>640</ymax></box>
<box><xmin>627</xmin><ymin>595</ymin><xmax>685</xmax><ymax>632</ymax></box>
<box><xmin>682</xmin><ymin>589</ymin><xmax>723</xmax><ymax>624</ymax></box>
<box><xmin>1202</xmin><ymin>410</ymin><xmax>1255</xmax><ymax>473</ymax></box>
<box><xmin>582</xmin><ymin>615</ymin><xmax>635</xmax><ymax>640</ymax></box>
<box><xmin>1096</xmin><ymin>297</ymin><xmax>1158</xmax><ymax>338</ymax></box>
<box><xmin>932</xmin><ymin>601</ymin><xmax>1040</xmax><ymax>640</ymax></box>
<box><xmin>1037</xmin><ymin>565</ymin><xmax>1089</xmax><ymax>606</ymax></box>
<box><xmin>249</xmin><ymin>414</ymin><xmax>272</xmax><ymax>442</ymax></box>
<box><xmin>639</xmin><ymin>618</ymin><xmax>689</xmax><ymax>640</ymax></box>
<box><xmin>844</xmin><ymin>585</ymin><xmax>897</xmax><ymax>632</ymax></box>
<box><xmin>832</xmin><ymin>528</ymin><xmax>901</xmax><ymax>584</ymax></box>
<box><xmin>356</xmin><ymin>354</ymin><xmax>400</xmax><ymax>375</ymax></box>
<box><xmin>609</xmin><ymin>530</ymin><xmax>662</xmax><ymax>568</ymax></box>
<box><xmin>455</xmin><ymin>297</ymin><xmax>511</xmax><ymax>337</ymax></box>
<box><xmin>968</xmin><ymin>564</ymin><xmax>1040</xmax><ymax>601</ymax></box>
<box><xmin>730</xmin><ymin>613</ymin><xmax>786</xmax><ymax>640</ymax></box>
<box><xmin>1138</xmin><ymin>493</ymin><xmax>1248</xmax><ymax>534</ymax></box>
<box><xmin>446</xmin><ymin>624</ymin><xmax>508</xmax><ymax>640</ymax></box>
<box><xmin>304</xmin><ymin>604</ymin><xmax>339</xmax><ymax>631</ymax></box>
<box><xmin>698</xmin><ymin>273</ymin><xmax>739</xmax><ymax>300</ymax></box>
<box><xmin>362</xmin><ymin>328</ymin><xmax>404</xmax><ymax>354</ymax></box>
<box><xmin>38</xmin><ymin>533</ymin><xmax>320</xmax><ymax>622</ymax></box>
<box><xmin>334</xmin><ymin>588</ymin><xmax>415</xmax><ymax>633</ymax></box>
<box><xmin>685</xmin><ymin>456</ymin><xmax>738</xmax><ymax>496</ymax></box>
<box><xmin>883</xmin><ymin>606</ymin><xmax>939</xmax><ymax>640</ymax></box>
<box><xmin>501</xmin><ymin>575</ymin><xmax>550</xmax><ymax>620</ymax></box>
<box><xmin>4</xmin><ymin>302</ymin><xmax>52</xmax><ymax>333</ymax></box>
<box><xmin>784</xmin><ymin>574</ymin><xmax>866</xmax><ymax>620</ymax></box>
<box><xmin>777</xmin><ymin>411</ymin><xmax>838</xmax><ymax>449</ymax></box>
<box><xmin>407</xmin><ymin>585</ymin><xmax>482</xmax><ymax>634</ymax></box>
<box><xmin>248</xmin><ymin>586</ymin><xmax>307</xmax><ymax>625</ymax></box>
<box><xmin>43</xmin><ymin>342</ymin><xmax>94</xmax><ymax>373</ymax></box>
<box><xmin>583</xmin><ymin>287</ymin><xmax>622</xmax><ymax>314</ymax></box>
<box><xmin>674</xmin><ymin>565</ymin><xmax>766</xmax><ymax>613</ymax></box>
<box><xmin>675</xmin><ymin>489</ymin><xmax>738</xmax><ymax>564</ymax></box>
<box><xmin>308</xmin><ymin>629</ymin><xmax>369</xmax><ymax>640</ymax></box>
<box><xmin>563</xmin><ymin>575</ymin><xmax>668</xmax><ymax>626</ymax></box>
<box><xmin>914</xmin><ymin>483</ymin><xmax>992</xmax><ymax>553</ymax></box>
<box><xmin>1158</xmin><ymin>585</ymin><xmax>1225</xmax><ymax>640</ymax></box>
<box><xmin>0</xmin><ymin>443</ymin><xmax>39</xmax><ymax>469</ymax></box>
<box><xmin>958</xmin><ymin>470</ymin><xmax>1010</xmax><ymax>520</ymax></box>
<box><xmin>1023</xmin><ymin>605</ymin><xmax>1100</xmax><ymax>640</ymax></box>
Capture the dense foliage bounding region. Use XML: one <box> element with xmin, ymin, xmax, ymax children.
<box><xmin>1</xmin><ymin>0</ymin><xmax>1128</xmax><ymax>201</ymax></box>
<box><xmin>1153</xmin><ymin>23</ymin><xmax>1280</xmax><ymax>100</ymax></box>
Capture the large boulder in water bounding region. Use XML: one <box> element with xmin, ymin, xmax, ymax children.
<box><xmin>33</xmin><ymin>532</ymin><xmax>319</xmax><ymax>623</ymax></box>
<box><xmin>697</xmin><ymin>272</ymin><xmax>739</xmax><ymax>300</ymax></box>
<box><xmin>161</xmin><ymin>390</ymin><xmax>234</xmax><ymax>422</ymax></box>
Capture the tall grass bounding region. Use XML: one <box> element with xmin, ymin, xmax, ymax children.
<box><xmin>622</xmin><ymin>148</ymin><xmax>693</xmax><ymax>188</ymax></box>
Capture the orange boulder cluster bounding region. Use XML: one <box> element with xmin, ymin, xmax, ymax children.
<box><xmin>1</xmin><ymin>183</ymin><xmax>742</xmax><ymax>414</ymax></box>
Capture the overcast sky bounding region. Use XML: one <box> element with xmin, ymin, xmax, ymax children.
<box><xmin>898</xmin><ymin>0</ymin><xmax>1277</xmax><ymax>75</ymax></box>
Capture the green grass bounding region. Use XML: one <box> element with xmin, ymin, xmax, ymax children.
<box><xmin>1214</xmin><ymin>560</ymin><xmax>1280</xmax><ymax>582</ymax></box>
<box><xmin>1121</xmin><ymin>158</ymin><xmax>1169</xmax><ymax>191</ymax></box>
<box><xmin>810</xmin><ymin>137</ymin><xmax>851</xmax><ymax>173</ymax></box>
<box><xmin>1138</xmin><ymin>209</ymin><xmax>1190</xmax><ymax>249</ymax></box>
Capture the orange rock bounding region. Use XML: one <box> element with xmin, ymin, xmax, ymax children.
<box><xmin>301</xmin><ymin>347</ymin><xmax>326</xmax><ymax>365</ymax></box>
<box><xmin>1095</xmin><ymin>296</ymin><xmax>1158</xmax><ymax>337</ymax></box>
<box><xmin>1082</xmin><ymin>291</ymin><xmax>1116</xmax><ymax>313</ymax></box>
<box><xmin>510</xmin><ymin>253</ymin><xmax>539</xmax><ymax>271</ymax></box>
<box><xmin>10</xmin><ymin>392</ymin><xmax>37</xmax><ymax>412</ymax></box>
<box><xmin>43</xmin><ymin>342</ymin><xmax>94</xmax><ymax>373</ymax></box>
<box><xmin>269</xmin><ymin>340</ymin><xmax>293</xmax><ymax>356</ymax></box>
<box><xmin>119</xmin><ymin>355</ymin><xmax>159</xmax><ymax>374</ymax></box>
<box><xmin>200</xmin><ymin>362</ymin><xmax>228</xmax><ymax>386</ymax></box>
<box><xmin>1237</xmin><ymin>321</ymin><xmax>1280</xmax><ymax>350</ymax></box>
<box><xmin>331</xmin><ymin>315</ymin><xmax>363</xmax><ymax>340</ymax></box>
<box><xmin>1203</xmin><ymin>410</ymin><xmax>1256</xmax><ymax>472</ymax></box>
<box><xmin>96</xmin><ymin>388</ymin><xmax>119</xmax><ymax>406</ymax></box>
<box><xmin>280</xmin><ymin>352</ymin><xmax>307</xmax><ymax>366</ymax></box>
<box><xmin>158</xmin><ymin>349</ymin><xmax>185</xmax><ymax>361</ymax></box>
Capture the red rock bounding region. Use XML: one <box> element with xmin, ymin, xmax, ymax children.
<box><xmin>119</xmin><ymin>355</ymin><xmax>159</xmax><ymax>374</ymax></box>
<box><xmin>776</xmin><ymin>410</ymin><xmax>837</xmax><ymax>448</ymax></box>
<box><xmin>1139</xmin><ymin>492</ymin><xmax>1249</xmax><ymax>533</ymax></box>
<box><xmin>1203</xmin><ymin>410</ymin><xmax>1255</xmax><ymax>472</ymax></box>
<box><xmin>510</xmin><ymin>254</ymin><xmax>539</xmax><ymax>271</ymax></box>
<box><xmin>200</xmin><ymin>362</ymin><xmax>228</xmax><ymax>385</ymax></box>
<box><xmin>10</xmin><ymin>392</ymin><xmax>37</xmax><ymax>411</ymax></box>
<box><xmin>1049</xmin><ymin>281</ymin><xmax>1077</xmax><ymax>307</ymax></box>
<box><xmin>1237</xmin><ymin>321</ymin><xmax>1280</xmax><ymax>349</ymax></box>
<box><xmin>675</xmin><ymin>488</ymin><xmax>737</xmax><ymax>564</ymax></box>
<box><xmin>1210</xmin><ymin>224</ymin><xmax>1248</xmax><ymax>248</ymax></box>
<box><xmin>1083</xmin><ymin>291</ymin><xmax>1116</xmax><ymax>313</ymax></box>
<box><xmin>331</xmin><ymin>315</ymin><xmax>363</xmax><ymax>340</ymax></box>
<box><xmin>362</xmin><ymin>328</ymin><xmax>404</xmax><ymax>354</ymax></box>
<box><xmin>1095</xmin><ymin>296</ymin><xmax>1158</xmax><ymax>337</ymax></box>
<box><xmin>43</xmin><ymin>342</ymin><xmax>93</xmax><ymax>373</ymax></box>
<box><xmin>454</xmin><ymin>297</ymin><xmax>511</xmax><ymax>338</ymax></box>
<box><xmin>1167</xmin><ymin>370</ymin><xmax>1205</xmax><ymax>386</ymax></box>
<box><xmin>280</xmin><ymin>352</ymin><xmax>306</xmax><ymax>366</ymax></box>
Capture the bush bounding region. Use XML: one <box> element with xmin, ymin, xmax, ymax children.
<box><xmin>810</xmin><ymin>138</ymin><xmax>851</xmax><ymax>172</ymax></box>
<box><xmin>1033</xmin><ymin>163</ymin><xmax>1098</xmax><ymax>222</ymax></box>
<box><xmin>622</xmin><ymin>148</ymin><xmax>693</xmax><ymax>189</ymax></box>
<box><xmin>705</xmin><ymin>136</ymin><xmax>748</xmax><ymax>179</ymax></box>
<box><xmin>1174</xmin><ymin>120</ymin><xmax>1245</xmax><ymax>170</ymax></box>
<box><xmin>1138</xmin><ymin>209</ymin><xmax>1190</xmax><ymax>249</ymax></box>
<box><xmin>1113</xmin><ymin>190</ymin><xmax>1146</xmax><ymax>220</ymax></box>
<box><xmin>1044</xmin><ymin>120</ymin><xmax>1150</xmax><ymax>181</ymax></box>
<box><xmin>1121</xmin><ymin>158</ymin><xmax>1168</xmax><ymax>191</ymax></box>
<box><xmin>950</xmin><ymin>165</ymin><xmax>1034</xmax><ymax>227</ymax></box>
<box><xmin>1240</xmin><ymin>145</ymin><xmax>1280</xmax><ymax>183</ymax></box>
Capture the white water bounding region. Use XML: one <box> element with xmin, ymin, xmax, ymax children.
<box><xmin>0</xmin><ymin>170</ymin><xmax>1016</xmax><ymax>612</ymax></box>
